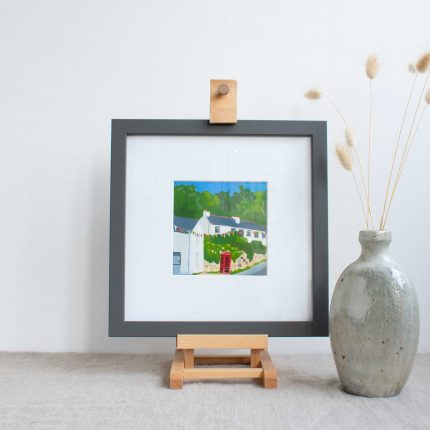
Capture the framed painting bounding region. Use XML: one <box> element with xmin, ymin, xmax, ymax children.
<box><xmin>173</xmin><ymin>181</ymin><xmax>268</xmax><ymax>276</ymax></box>
<box><xmin>109</xmin><ymin>120</ymin><xmax>328</xmax><ymax>337</ymax></box>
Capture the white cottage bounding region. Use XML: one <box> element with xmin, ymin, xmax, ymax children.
<box><xmin>172</xmin><ymin>216</ymin><xmax>204</xmax><ymax>275</ymax></box>
<box><xmin>198</xmin><ymin>210</ymin><xmax>267</xmax><ymax>245</ymax></box>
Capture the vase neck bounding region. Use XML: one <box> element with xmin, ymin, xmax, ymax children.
<box><xmin>359</xmin><ymin>230</ymin><xmax>391</xmax><ymax>260</ymax></box>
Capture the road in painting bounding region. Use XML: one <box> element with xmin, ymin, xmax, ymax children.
<box><xmin>173</xmin><ymin>181</ymin><xmax>267</xmax><ymax>276</ymax></box>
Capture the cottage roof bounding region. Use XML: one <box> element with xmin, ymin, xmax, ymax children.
<box><xmin>207</xmin><ymin>215</ymin><xmax>266</xmax><ymax>232</ymax></box>
<box><xmin>238</xmin><ymin>220</ymin><xmax>266</xmax><ymax>232</ymax></box>
<box><xmin>173</xmin><ymin>216</ymin><xmax>199</xmax><ymax>232</ymax></box>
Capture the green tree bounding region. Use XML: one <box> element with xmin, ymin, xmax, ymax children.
<box><xmin>174</xmin><ymin>184</ymin><xmax>267</xmax><ymax>226</ymax></box>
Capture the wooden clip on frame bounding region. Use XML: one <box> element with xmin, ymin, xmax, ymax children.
<box><xmin>210</xmin><ymin>79</ymin><xmax>237</xmax><ymax>124</ymax></box>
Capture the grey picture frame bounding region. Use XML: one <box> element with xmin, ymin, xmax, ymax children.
<box><xmin>109</xmin><ymin>119</ymin><xmax>328</xmax><ymax>337</ymax></box>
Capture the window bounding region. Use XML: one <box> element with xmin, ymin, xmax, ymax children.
<box><xmin>173</xmin><ymin>252</ymin><xmax>181</xmax><ymax>275</ymax></box>
<box><xmin>246</xmin><ymin>230</ymin><xmax>251</xmax><ymax>237</ymax></box>
<box><xmin>173</xmin><ymin>252</ymin><xmax>181</xmax><ymax>265</ymax></box>
<box><xmin>231</xmin><ymin>227</ymin><xmax>236</xmax><ymax>233</ymax></box>
<box><xmin>215</xmin><ymin>226</ymin><xmax>220</xmax><ymax>234</ymax></box>
<box><xmin>238</xmin><ymin>229</ymin><xmax>244</xmax><ymax>236</ymax></box>
<box><xmin>253</xmin><ymin>231</ymin><xmax>259</xmax><ymax>238</ymax></box>
<box><xmin>262</xmin><ymin>232</ymin><xmax>266</xmax><ymax>238</ymax></box>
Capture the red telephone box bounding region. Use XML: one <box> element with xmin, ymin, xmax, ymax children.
<box><xmin>220</xmin><ymin>251</ymin><xmax>232</xmax><ymax>274</ymax></box>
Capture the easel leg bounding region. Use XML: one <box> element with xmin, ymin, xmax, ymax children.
<box><xmin>170</xmin><ymin>350</ymin><xmax>184</xmax><ymax>389</ymax></box>
<box><xmin>250</xmin><ymin>349</ymin><xmax>261</xmax><ymax>367</ymax></box>
<box><xmin>184</xmin><ymin>349</ymin><xmax>194</xmax><ymax>368</ymax></box>
<box><xmin>261</xmin><ymin>350</ymin><xmax>278</xmax><ymax>389</ymax></box>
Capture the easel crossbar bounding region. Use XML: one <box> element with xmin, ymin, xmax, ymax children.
<box><xmin>184</xmin><ymin>368</ymin><xmax>263</xmax><ymax>380</ymax></box>
<box><xmin>176</xmin><ymin>334</ymin><xmax>268</xmax><ymax>349</ymax></box>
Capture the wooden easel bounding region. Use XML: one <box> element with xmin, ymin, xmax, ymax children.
<box><xmin>169</xmin><ymin>335</ymin><xmax>278</xmax><ymax>389</ymax></box>
<box><xmin>169</xmin><ymin>81</ymin><xmax>277</xmax><ymax>390</ymax></box>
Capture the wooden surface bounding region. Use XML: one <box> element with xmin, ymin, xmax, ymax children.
<box><xmin>177</xmin><ymin>334</ymin><xmax>268</xmax><ymax>350</ymax></box>
<box><xmin>209</xmin><ymin>79</ymin><xmax>237</xmax><ymax>124</ymax></box>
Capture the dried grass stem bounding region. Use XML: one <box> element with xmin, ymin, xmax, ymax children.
<box><xmin>352</xmin><ymin>170</ymin><xmax>368</xmax><ymax>224</ymax></box>
<box><xmin>323</xmin><ymin>94</ymin><xmax>347</xmax><ymax>126</ymax></box>
<box><xmin>380</xmin><ymin>74</ymin><xmax>418</xmax><ymax>229</ymax></box>
<box><xmin>352</xmin><ymin>146</ymin><xmax>369</xmax><ymax>229</ymax></box>
<box><xmin>367</xmin><ymin>80</ymin><xmax>375</xmax><ymax>229</ymax></box>
<box><xmin>383</xmin><ymin>68</ymin><xmax>430</xmax><ymax>229</ymax></box>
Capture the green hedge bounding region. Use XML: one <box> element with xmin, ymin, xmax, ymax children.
<box><xmin>204</xmin><ymin>233</ymin><xmax>267</xmax><ymax>264</ymax></box>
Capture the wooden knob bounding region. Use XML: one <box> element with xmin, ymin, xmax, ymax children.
<box><xmin>218</xmin><ymin>84</ymin><xmax>230</xmax><ymax>96</ymax></box>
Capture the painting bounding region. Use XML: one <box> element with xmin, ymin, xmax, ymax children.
<box><xmin>173</xmin><ymin>181</ymin><xmax>267</xmax><ymax>276</ymax></box>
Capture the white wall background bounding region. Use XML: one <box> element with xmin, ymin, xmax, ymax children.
<box><xmin>1</xmin><ymin>0</ymin><xmax>429</xmax><ymax>354</ymax></box>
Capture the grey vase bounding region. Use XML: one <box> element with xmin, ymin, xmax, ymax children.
<box><xmin>330</xmin><ymin>230</ymin><xmax>419</xmax><ymax>397</ymax></box>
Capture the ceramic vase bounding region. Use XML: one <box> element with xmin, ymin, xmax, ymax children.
<box><xmin>330</xmin><ymin>230</ymin><xmax>419</xmax><ymax>397</ymax></box>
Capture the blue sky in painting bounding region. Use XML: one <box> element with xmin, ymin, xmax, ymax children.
<box><xmin>174</xmin><ymin>181</ymin><xmax>267</xmax><ymax>195</ymax></box>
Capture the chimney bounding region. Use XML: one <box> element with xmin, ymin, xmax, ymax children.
<box><xmin>203</xmin><ymin>210</ymin><xmax>210</xmax><ymax>217</ymax></box>
<box><xmin>232</xmin><ymin>216</ymin><xmax>240</xmax><ymax>224</ymax></box>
